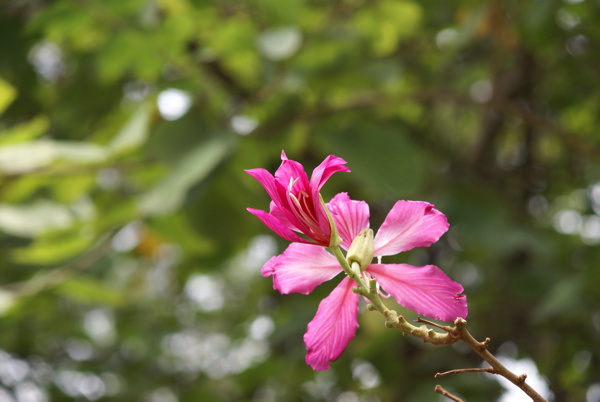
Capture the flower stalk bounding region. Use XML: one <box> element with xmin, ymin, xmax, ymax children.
<box><xmin>331</xmin><ymin>244</ymin><xmax>547</xmax><ymax>402</ymax></box>
<box><xmin>330</xmin><ymin>244</ymin><xmax>460</xmax><ymax>345</ymax></box>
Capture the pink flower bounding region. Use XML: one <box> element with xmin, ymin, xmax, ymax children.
<box><xmin>246</xmin><ymin>151</ymin><xmax>350</xmax><ymax>246</ymax></box>
<box><xmin>262</xmin><ymin>193</ymin><xmax>467</xmax><ymax>370</ymax></box>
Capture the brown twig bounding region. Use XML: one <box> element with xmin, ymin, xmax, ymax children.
<box><xmin>434</xmin><ymin>385</ymin><xmax>465</xmax><ymax>402</ymax></box>
<box><xmin>436</xmin><ymin>367</ymin><xmax>497</xmax><ymax>378</ymax></box>
<box><xmin>452</xmin><ymin>318</ymin><xmax>547</xmax><ymax>401</ymax></box>
<box><xmin>363</xmin><ymin>298</ymin><xmax>547</xmax><ymax>400</ymax></box>
<box><xmin>414</xmin><ymin>317</ymin><xmax>547</xmax><ymax>400</ymax></box>
<box><xmin>330</xmin><ymin>248</ymin><xmax>548</xmax><ymax>402</ymax></box>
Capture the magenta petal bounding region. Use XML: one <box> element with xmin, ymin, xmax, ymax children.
<box><xmin>262</xmin><ymin>243</ymin><xmax>341</xmax><ymax>294</ymax></box>
<box><xmin>246</xmin><ymin>152</ymin><xmax>349</xmax><ymax>246</ymax></box>
<box><xmin>367</xmin><ymin>264</ymin><xmax>467</xmax><ymax>321</ymax></box>
<box><xmin>275</xmin><ymin>157</ymin><xmax>310</xmax><ymax>190</ymax></box>
<box><xmin>247</xmin><ymin>208</ymin><xmax>309</xmax><ymax>244</ymax></box>
<box><xmin>310</xmin><ymin>155</ymin><xmax>351</xmax><ymax>191</ymax></box>
<box><xmin>304</xmin><ymin>277</ymin><xmax>360</xmax><ymax>370</ymax></box>
<box><xmin>245</xmin><ymin>168</ymin><xmax>284</xmax><ymax>206</ymax></box>
<box><xmin>269</xmin><ymin>201</ymin><xmax>299</xmax><ymax>231</ymax></box>
<box><xmin>328</xmin><ymin>193</ymin><xmax>370</xmax><ymax>249</ymax></box>
<box><xmin>373</xmin><ymin>201</ymin><xmax>449</xmax><ymax>256</ymax></box>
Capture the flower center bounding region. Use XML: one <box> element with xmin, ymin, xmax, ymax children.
<box><xmin>286</xmin><ymin>177</ymin><xmax>324</xmax><ymax>240</ymax></box>
<box><xmin>289</xmin><ymin>190</ymin><xmax>319</xmax><ymax>231</ymax></box>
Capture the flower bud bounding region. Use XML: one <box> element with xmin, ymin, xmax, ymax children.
<box><xmin>346</xmin><ymin>228</ymin><xmax>374</xmax><ymax>272</ymax></box>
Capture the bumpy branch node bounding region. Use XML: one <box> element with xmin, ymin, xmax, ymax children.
<box><xmin>434</xmin><ymin>385</ymin><xmax>465</xmax><ymax>402</ymax></box>
<box><xmin>449</xmin><ymin>318</ymin><xmax>547</xmax><ymax>402</ymax></box>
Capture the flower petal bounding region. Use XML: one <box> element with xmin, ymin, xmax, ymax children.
<box><xmin>269</xmin><ymin>201</ymin><xmax>299</xmax><ymax>231</ymax></box>
<box><xmin>247</xmin><ymin>208</ymin><xmax>309</xmax><ymax>244</ymax></box>
<box><xmin>247</xmin><ymin>152</ymin><xmax>346</xmax><ymax>246</ymax></box>
<box><xmin>373</xmin><ymin>201</ymin><xmax>449</xmax><ymax>256</ymax></box>
<box><xmin>274</xmin><ymin>154</ymin><xmax>310</xmax><ymax>190</ymax></box>
<box><xmin>367</xmin><ymin>264</ymin><xmax>467</xmax><ymax>321</ymax></box>
<box><xmin>304</xmin><ymin>277</ymin><xmax>359</xmax><ymax>370</ymax></box>
<box><xmin>327</xmin><ymin>193</ymin><xmax>370</xmax><ymax>249</ymax></box>
<box><xmin>262</xmin><ymin>243</ymin><xmax>341</xmax><ymax>294</ymax></box>
<box><xmin>306</xmin><ymin>154</ymin><xmax>350</xmax><ymax>244</ymax></box>
<box><xmin>245</xmin><ymin>168</ymin><xmax>286</xmax><ymax>206</ymax></box>
<box><xmin>310</xmin><ymin>155</ymin><xmax>351</xmax><ymax>192</ymax></box>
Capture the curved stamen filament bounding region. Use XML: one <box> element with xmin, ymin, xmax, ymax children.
<box><xmin>378</xmin><ymin>284</ymin><xmax>391</xmax><ymax>299</ymax></box>
<box><xmin>287</xmin><ymin>177</ymin><xmax>299</xmax><ymax>192</ymax></box>
<box><xmin>289</xmin><ymin>192</ymin><xmax>321</xmax><ymax>233</ymax></box>
<box><xmin>297</xmin><ymin>191</ymin><xmax>318</xmax><ymax>222</ymax></box>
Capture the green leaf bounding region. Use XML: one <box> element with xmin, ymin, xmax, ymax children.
<box><xmin>532</xmin><ymin>276</ymin><xmax>585</xmax><ymax>322</ymax></box>
<box><xmin>0</xmin><ymin>290</ymin><xmax>18</xmax><ymax>316</ymax></box>
<box><xmin>107</xmin><ymin>102</ymin><xmax>152</xmax><ymax>155</ymax></box>
<box><xmin>0</xmin><ymin>116</ymin><xmax>49</xmax><ymax>146</ymax></box>
<box><xmin>353</xmin><ymin>0</ymin><xmax>422</xmax><ymax>56</ymax></box>
<box><xmin>0</xmin><ymin>78</ymin><xmax>17</xmax><ymax>115</ymax></box>
<box><xmin>0</xmin><ymin>140</ymin><xmax>107</xmax><ymax>174</ymax></box>
<box><xmin>56</xmin><ymin>277</ymin><xmax>125</xmax><ymax>306</ymax></box>
<box><xmin>318</xmin><ymin>121</ymin><xmax>425</xmax><ymax>197</ymax></box>
<box><xmin>12</xmin><ymin>231</ymin><xmax>94</xmax><ymax>265</ymax></box>
<box><xmin>138</xmin><ymin>137</ymin><xmax>231</xmax><ymax>216</ymax></box>
<box><xmin>0</xmin><ymin>200</ymin><xmax>74</xmax><ymax>237</ymax></box>
<box><xmin>256</xmin><ymin>0</ymin><xmax>305</xmax><ymax>25</ymax></box>
<box><xmin>0</xmin><ymin>141</ymin><xmax>56</xmax><ymax>174</ymax></box>
<box><xmin>53</xmin><ymin>141</ymin><xmax>108</xmax><ymax>163</ymax></box>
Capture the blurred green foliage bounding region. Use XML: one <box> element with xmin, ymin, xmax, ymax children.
<box><xmin>1</xmin><ymin>0</ymin><xmax>599</xmax><ymax>401</ymax></box>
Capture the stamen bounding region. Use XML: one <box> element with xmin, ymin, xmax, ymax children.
<box><xmin>288</xmin><ymin>192</ymin><xmax>321</xmax><ymax>234</ymax></box>
<box><xmin>288</xmin><ymin>177</ymin><xmax>300</xmax><ymax>192</ymax></box>
<box><xmin>297</xmin><ymin>191</ymin><xmax>317</xmax><ymax>221</ymax></box>
<box><xmin>378</xmin><ymin>285</ymin><xmax>391</xmax><ymax>299</ymax></box>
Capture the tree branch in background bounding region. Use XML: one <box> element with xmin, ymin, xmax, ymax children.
<box><xmin>451</xmin><ymin>318</ymin><xmax>547</xmax><ymax>402</ymax></box>
<box><xmin>303</xmin><ymin>88</ymin><xmax>600</xmax><ymax>163</ymax></box>
<box><xmin>186</xmin><ymin>39</ymin><xmax>252</xmax><ymax>101</ymax></box>
<box><xmin>492</xmin><ymin>99</ymin><xmax>600</xmax><ymax>161</ymax></box>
